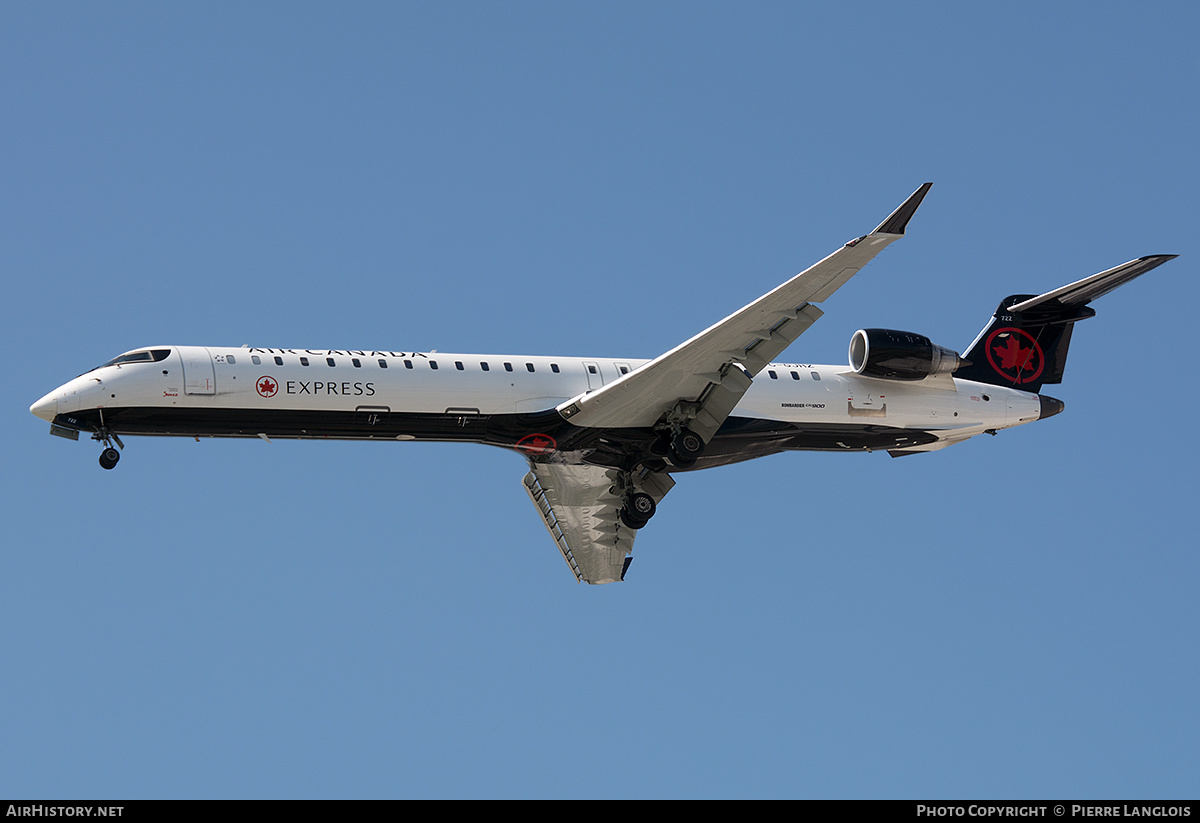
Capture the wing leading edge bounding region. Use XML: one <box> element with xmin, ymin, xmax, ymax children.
<box><xmin>556</xmin><ymin>183</ymin><xmax>933</xmax><ymax>439</ymax></box>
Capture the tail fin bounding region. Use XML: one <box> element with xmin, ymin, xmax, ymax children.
<box><xmin>954</xmin><ymin>255</ymin><xmax>1176</xmax><ymax>392</ymax></box>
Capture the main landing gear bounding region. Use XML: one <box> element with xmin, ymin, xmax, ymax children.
<box><xmin>651</xmin><ymin>427</ymin><xmax>705</xmax><ymax>469</ymax></box>
<box><xmin>619</xmin><ymin>491</ymin><xmax>657</xmax><ymax>530</ymax></box>
<box><xmin>669</xmin><ymin>428</ymin><xmax>704</xmax><ymax>469</ymax></box>
<box><xmin>615</xmin><ymin>425</ymin><xmax>701</xmax><ymax>529</ymax></box>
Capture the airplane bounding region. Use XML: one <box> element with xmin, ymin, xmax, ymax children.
<box><xmin>30</xmin><ymin>184</ymin><xmax>1175</xmax><ymax>584</ymax></box>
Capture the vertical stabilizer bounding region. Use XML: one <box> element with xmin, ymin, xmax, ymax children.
<box><xmin>954</xmin><ymin>256</ymin><xmax>1175</xmax><ymax>392</ymax></box>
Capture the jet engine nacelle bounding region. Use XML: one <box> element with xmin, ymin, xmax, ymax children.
<box><xmin>849</xmin><ymin>328</ymin><xmax>965</xmax><ymax>381</ymax></box>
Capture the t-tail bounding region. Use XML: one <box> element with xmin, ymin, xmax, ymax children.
<box><xmin>954</xmin><ymin>255</ymin><xmax>1177</xmax><ymax>394</ymax></box>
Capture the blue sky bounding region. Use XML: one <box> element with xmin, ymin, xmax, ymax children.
<box><xmin>3</xmin><ymin>2</ymin><xmax>1197</xmax><ymax>799</ymax></box>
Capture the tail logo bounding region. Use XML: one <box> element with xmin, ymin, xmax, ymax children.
<box><xmin>985</xmin><ymin>328</ymin><xmax>1044</xmax><ymax>385</ymax></box>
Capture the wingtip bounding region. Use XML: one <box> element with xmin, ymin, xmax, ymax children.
<box><xmin>1131</xmin><ymin>254</ymin><xmax>1179</xmax><ymax>275</ymax></box>
<box><xmin>873</xmin><ymin>182</ymin><xmax>933</xmax><ymax>236</ymax></box>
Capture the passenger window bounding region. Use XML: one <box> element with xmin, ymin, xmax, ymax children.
<box><xmin>326</xmin><ymin>358</ymin><xmax>336</xmax><ymax>367</ymax></box>
<box><xmin>404</xmin><ymin>360</ymin><xmax>413</xmax><ymax>369</ymax></box>
<box><xmin>504</xmin><ymin>363</ymin><xmax>513</xmax><ymax>372</ymax></box>
<box><xmin>526</xmin><ymin>363</ymin><xmax>535</xmax><ymax>372</ymax></box>
<box><xmin>768</xmin><ymin>370</ymin><xmax>777</xmax><ymax>379</ymax></box>
<box><xmin>481</xmin><ymin>362</ymin><xmax>490</xmax><ymax>372</ymax></box>
<box><xmin>811</xmin><ymin>371</ymin><xmax>820</xmax><ymax>381</ymax></box>
<box><xmin>455</xmin><ymin>361</ymin><xmax>464</xmax><ymax>371</ymax></box>
<box><xmin>226</xmin><ymin>355</ymin><xmax>237</xmax><ymax>365</ymax></box>
<box><xmin>588</xmin><ymin>365</ymin><xmax>597</xmax><ymax>374</ymax></box>
<box><xmin>551</xmin><ymin>363</ymin><xmax>560</xmax><ymax>373</ymax></box>
<box><xmin>618</xmin><ymin>365</ymin><xmax>629</xmax><ymax>374</ymax></box>
<box><xmin>378</xmin><ymin>359</ymin><xmax>388</xmax><ymax>368</ymax></box>
<box><xmin>430</xmin><ymin>361</ymin><xmax>439</xmax><ymax>370</ymax></box>
<box><xmin>352</xmin><ymin>358</ymin><xmax>361</xmax><ymax>368</ymax></box>
<box><xmin>252</xmin><ymin>355</ymin><xmax>261</xmax><ymax>365</ymax></box>
<box><xmin>791</xmin><ymin>371</ymin><xmax>800</xmax><ymax>380</ymax></box>
<box><xmin>300</xmin><ymin>357</ymin><xmax>310</xmax><ymax>366</ymax></box>
<box><xmin>274</xmin><ymin>356</ymin><xmax>284</xmax><ymax>366</ymax></box>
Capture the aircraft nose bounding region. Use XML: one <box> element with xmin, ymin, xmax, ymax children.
<box><xmin>30</xmin><ymin>391</ymin><xmax>57</xmax><ymax>422</ymax></box>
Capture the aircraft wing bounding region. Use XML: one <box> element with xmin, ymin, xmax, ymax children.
<box><xmin>556</xmin><ymin>183</ymin><xmax>932</xmax><ymax>440</ymax></box>
<box><xmin>522</xmin><ymin>461</ymin><xmax>675</xmax><ymax>584</ymax></box>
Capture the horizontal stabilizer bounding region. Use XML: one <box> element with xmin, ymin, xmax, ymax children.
<box><xmin>1008</xmin><ymin>255</ymin><xmax>1176</xmax><ymax>312</ymax></box>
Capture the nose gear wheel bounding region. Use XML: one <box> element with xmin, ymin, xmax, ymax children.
<box><xmin>92</xmin><ymin>408</ymin><xmax>124</xmax><ymax>470</ymax></box>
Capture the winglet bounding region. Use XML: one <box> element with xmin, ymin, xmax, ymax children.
<box><xmin>872</xmin><ymin>182</ymin><xmax>933</xmax><ymax>236</ymax></box>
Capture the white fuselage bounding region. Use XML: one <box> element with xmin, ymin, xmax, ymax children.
<box><xmin>32</xmin><ymin>345</ymin><xmax>1040</xmax><ymax>456</ymax></box>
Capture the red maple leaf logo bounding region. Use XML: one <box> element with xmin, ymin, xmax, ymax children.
<box><xmin>984</xmin><ymin>328</ymin><xmax>1044</xmax><ymax>385</ymax></box>
<box><xmin>257</xmin><ymin>376</ymin><xmax>278</xmax><ymax>398</ymax></box>
<box><xmin>515</xmin><ymin>433</ymin><xmax>557</xmax><ymax>455</ymax></box>
<box><xmin>994</xmin><ymin>335</ymin><xmax>1035</xmax><ymax>373</ymax></box>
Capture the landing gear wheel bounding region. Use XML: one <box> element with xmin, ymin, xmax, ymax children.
<box><xmin>669</xmin><ymin>428</ymin><xmax>704</xmax><ymax>469</ymax></box>
<box><xmin>629</xmin><ymin>491</ymin><xmax>656</xmax><ymax>520</ymax></box>
<box><xmin>619</xmin><ymin>508</ymin><xmax>645</xmax><ymax>530</ymax></box>
<box><xmin>619</xmin><ymin>492</ymin><xmax>656</xmax><ymax>530</ymax></box>
<box><xmin>91</xmin><ymin>412</ymin><xmax>125</xmax><ymax>470</ymax></box>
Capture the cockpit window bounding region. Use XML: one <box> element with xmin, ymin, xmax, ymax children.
<box><xmin>96</xmin><ymin>349</ymin><xmax>171</xmax><ymax>369</ymax></box>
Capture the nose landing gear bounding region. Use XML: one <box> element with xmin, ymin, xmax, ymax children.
<box><xmin>91</xmin><ymin>411</ymin><xmax>124</xmax><ymax>470</ymax></box>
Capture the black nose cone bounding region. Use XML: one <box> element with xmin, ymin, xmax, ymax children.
<box><xmin>1038</xmin><ymin>395</ymin><xmax>1065</xmax><ymax>420</ymax></box>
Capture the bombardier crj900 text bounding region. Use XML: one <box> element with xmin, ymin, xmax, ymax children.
<box><xmin>31</xmin><ymin>184</ymin><xmax>1175</xmax><ymax>584</ymax></box>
